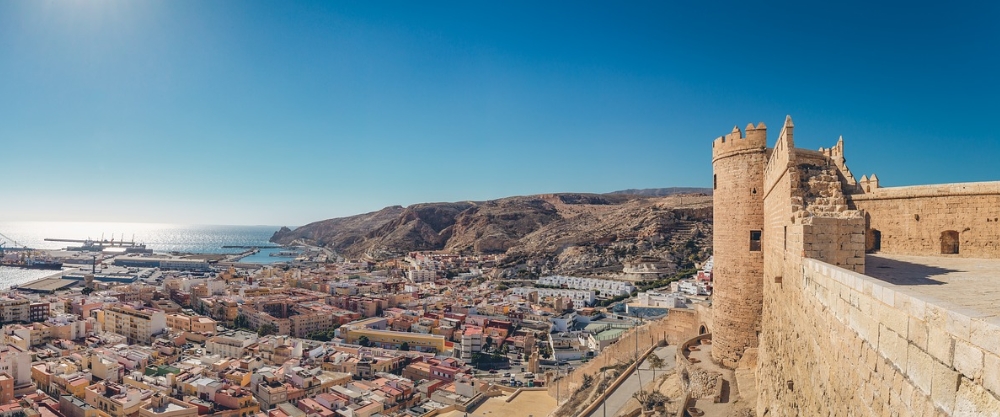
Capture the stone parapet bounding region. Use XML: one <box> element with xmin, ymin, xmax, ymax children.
<box><xmin>756</xmin><ymin>257</ymin><xmax>1000</xmax><ymax>416</ymax></box>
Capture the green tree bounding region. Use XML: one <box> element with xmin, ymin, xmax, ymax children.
<box><xmin>647</xmin><ymin>353</ymin><xmax>666</xmax><ymax>381</ymax></box>
<box><xmin>233</xmin><ymin>314</ymin><xmax>250</xmax><ymax>330</ymax></box>
<box><xmin>258</xmin><ymin>323</ymin><xmax>278</xmax><ymax>337</ymax></box>
<box><xmin>483</xmin><ymin>336</ymin><xmax>493</xmax><ymax>353</ymax></box>
<box><xmin>81</xmin><ymin>287</ymin><xmax>94</xmax><ymax>296</ymax></box>
<box><xmin>400</xmin><ymin>342</ymin><xmax>410</xmax><ymax>351</ymax></box>
<box><xmin>358</xmin><ymin>335</ymin><xmax>372</xmax><ymax>347</ymax></box>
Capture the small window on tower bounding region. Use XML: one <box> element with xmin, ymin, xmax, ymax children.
<box><xmin>750</xmin><ymin>230</ymin><xmax>762</xmax><ymax>251</ymax></box>
<box><xmin>714</xmin><ymin>175</ymin><xmax>717</xmax><ymax>190</ymax></box>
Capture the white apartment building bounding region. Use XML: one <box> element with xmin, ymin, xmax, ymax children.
<box><xmin>406</xmin><ymin>269</ymin><xmax>437</xmax><ymax>283</ymax></box>
<box><xmin>536</xmin><ymin>276</ymin><xmax>635</xmax><ymax>297</ymax></box>
<box><xmin>511</xmin><ymin>287</ymin><xmax>596</xmax><ymax>305</ymax></box>
<box><xmin>459</xmin><ymin>328</ymin><xmax>483</xmax><ymax>361</ymax></box>
<box><xmin>0</xmin><ymin>345</ymin><xmax>32</xmax><ymax>388</ymax></box>
<box><xmin>636</xmin><ymin>291</ymin><xmax>689</xmax><ymax>308</ymax></box>
<box><xmin>675</xmin><ymin>280</ymin><xmax>711</xmax><ymax>296</ymax></box>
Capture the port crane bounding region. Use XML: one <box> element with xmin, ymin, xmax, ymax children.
<box><xmin>0</xmin><ymin>231</ymin><xmax>32</xmax><ymax>254</ymax></box>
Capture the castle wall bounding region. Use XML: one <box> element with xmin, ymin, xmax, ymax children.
<box><xmin>756</xmin><ymin>257</ymin><xmax>1000</xmax><ymax>416</ymax></box>
<box><xmin>848</xmin><ymin>182</ymin><xmax>1000</xmax><ymax>258</ymax></box>
<box><xmin>711</xmin><ymin>124</ymin><xmax>768</xmax><ymax>368</ymax></box>
<box><xmin>546</xmin><ymin>317</ymin><xmax>677</xmax><ymax>401</ymax></box>
<box><xmin>710</xmin><ymin>117</ymin><xmax>1000</xmax><ymax>416</ymax></box>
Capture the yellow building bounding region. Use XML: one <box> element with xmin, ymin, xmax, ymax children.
<box><xmin>343</xmin><ymin>328</ymin><xmax>449</xmax><ymax>353</ymax></box>
<box><xmin>84</xmin><ymin>382</ymin><xmax>147</xmax><ymax>417</ymax></box>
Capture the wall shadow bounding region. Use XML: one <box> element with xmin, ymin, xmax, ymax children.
<box><xmin>863</xmin><ymin>255</ymin><xmax>959</xmax><ymax>286</ymax></box>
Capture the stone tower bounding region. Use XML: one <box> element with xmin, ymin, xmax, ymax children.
<box><xmin>710</xmin><ymin>120</ymin><xmax>770</xmax><ymax>368</ymax></box>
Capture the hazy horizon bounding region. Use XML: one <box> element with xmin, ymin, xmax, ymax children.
<box><xmin>2</xmin><ymin>1</ymin><xmax>997</xmax><ymax>225</ymax></box>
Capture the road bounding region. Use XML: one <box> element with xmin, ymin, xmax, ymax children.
<box><xmin>586</xmin><ymin>345</ymin><xmax>676</xmax><ymax>417</ymax></box>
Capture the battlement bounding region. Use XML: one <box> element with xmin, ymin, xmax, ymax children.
<box><xmin>712</xmin><ymin>122</ymin><xmax>768</xmax><ymax>161</ymax></box>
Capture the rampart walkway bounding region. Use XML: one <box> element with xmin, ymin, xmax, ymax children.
<box><xmin>586</xmin><ymin>345</ymin><xmax>676</xmax><ymax>417</ymax></box>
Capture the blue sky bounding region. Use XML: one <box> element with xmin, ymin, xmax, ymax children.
<box><xmin>1</xmin><ymin>1</ymin><xmax>997</xmax><ymax>226</ymax></box>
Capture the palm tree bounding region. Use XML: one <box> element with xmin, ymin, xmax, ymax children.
<box><xmin>647</xmin><ymin>353</ymin><xmax>666</xmax><ymax>382</ymax></box>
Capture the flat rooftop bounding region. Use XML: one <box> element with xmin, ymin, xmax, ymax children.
<box><xmin>865</xmin><ymin>254</ymin><xmax>1000</xmax><ymax>317</ymax></box>
<box><xmin>439</xmin><ymin>390</ymin><xmax>556</xmax><ymax>417</ymax></box>
<box><xmin>18</xmin><ymin>277</ymin><xmax>78</xmax><ymax>293</ymax></box>
<box><xmin>147</xmin><ymin>401</ymin><xmax>192</xmax><ymax>414</ymax></box>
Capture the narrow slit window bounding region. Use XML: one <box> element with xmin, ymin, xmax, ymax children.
<box><xmin>750</xmin><ymin>230</ymin><xmax>762</xmax><ymax>251</ymax></box>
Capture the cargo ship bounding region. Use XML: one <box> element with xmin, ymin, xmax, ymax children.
<box><xmin>2</xmin><ymin>259</ymin><xmax>64</xmax><ymax>270</ymax></box>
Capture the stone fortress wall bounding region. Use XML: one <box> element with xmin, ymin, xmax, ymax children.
<box><xmin>849</xmin><ymin>182</ymin><xmax>1000</xmax><ymax>259</ymax></box>
<box><xmin>712</xmin><ymin>116</ymin><xmax>1000</xmax><ymax>416</ymax></box>
<box><xmin>545</xmin><ymin>305</ymin><xmax>706</xmax><ymax>403</ymax></box>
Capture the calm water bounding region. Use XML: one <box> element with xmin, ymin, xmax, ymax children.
<box><xmin>0</xmin><ymin>222</ymin><xmax>284</xmax><ymax>254</ymax></box>
<box><xmin>0</xmin><ymin>267</ymin><xmax>63</xmax><ymax>291</ymax></box>
<box><xmin>0</xmin><ymin>222</ymin><xmax>296</xmax><ymax>289</ymax></box>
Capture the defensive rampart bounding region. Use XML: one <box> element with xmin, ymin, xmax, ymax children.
<box><xmin>756</xmin><ymin>257</ymin><xmax>1000</xmax><ymax>416</ymax></box>
<box><xmin>848</xmin><ymin>182</ymin><xmax>1000</xmax><ymax>258</ymax></box>
<box><xmin>546</xmin><ymin>307</ymin><xmax>703</xmax><ymax>403</ymax></box>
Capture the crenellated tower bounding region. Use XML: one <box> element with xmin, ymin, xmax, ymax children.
<box><xmin>710</xmin><ymin>121</ymin><xmax>769</xmax><ymax>368</ymax></box>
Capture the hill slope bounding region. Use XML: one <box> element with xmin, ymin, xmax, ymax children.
<box><xmin>271</xmin><ymin>192</ymin><xmax>713</xmax><ymax>277</ymax></box>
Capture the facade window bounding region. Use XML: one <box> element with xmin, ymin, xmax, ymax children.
<box><xmin>750</xmin><ymin>230</ymin><xmax>762</xmax><ymax>251</ymax></box>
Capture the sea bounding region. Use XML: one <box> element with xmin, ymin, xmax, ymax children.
<box><xmin>0</xmin><ymin>221</ymin><xmax>295</xmax><ymax>289</ymax></box>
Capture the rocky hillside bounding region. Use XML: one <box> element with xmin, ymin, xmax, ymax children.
<box><xmin>608</xmin><ymin>187</ymin><xmax>712</xmax><ymax>197</ymax></box>
<box><xmin>271</xmin><ymin>192</ymin><xmax>713</xmax><ymax>277</ymax></box>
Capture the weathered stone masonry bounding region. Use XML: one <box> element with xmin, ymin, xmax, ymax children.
<box><xmin>709</xmin><ymin>115</ymin><xmax>1000</xmax><ymax>416</ymax></box>
<box><xmin>711</xmin><ymin>123</ymin><xmax>768</xmax><ymax>368</ymax></box>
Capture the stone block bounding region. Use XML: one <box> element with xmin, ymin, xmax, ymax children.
<box><xmin>954</xmin><ymin>377</ymin><xmax>1000</xmax><ymax>417</ymax></box>
<box><xmin>881</xmin><ymin>286</ymin><xmax>895</xmax><ymax>307</ymax></box>
<box><xmin>931</xmin><ymin>360</ymin><xmax>960</xmax><ymax>414</ymax></box>
<box><xmin>970</xmin><ymin>318</ymin><xmax>1000</xmax><ymax>357</ymax></box>
<box><xmin>878</xmin><ymin>325</ymin><xmax>908</xmax><ymax>371</ymax></box>
<box><xmin>908</xmin><ymin>297</ymin><xmax>927</xmax><ymax>321</ymax></box>
<box><xmin>928</xmin><ymin>325</ymin><xmax>955</xmax><ymax>367</ymax></box>
<box><xmin>881</xmin><ymin>303</ymin><xmax>909</xmax><ymax>338</ymax></box>
<box><xmin>953</xmin><ymin>340</ymin><xmax>984</xmax><ymax>380</ymax></box>
<box><xmin>908</xmin><ymin>344</ymin><xmax>934</xmax><ymax>395</ymax></box>
<box><xmin>901</xmin><ymin>377</ymin><xmax>915</xmax><ymax>408</ymax></box>
<box><xmin>985</xmin><ymin>353</ymin><xmax>1000</xmax><ymax>398</ymax></box>
<box><xmin>925</xmin><ymin>304</ymin><xmax>948</xmax><ymax>328</ymax></box>
<box><xmin>947</xmin><ymin>310</ymin><xmax>973</xmax><ymax>342</ymax></box>
<box><xmin>909</xmin><ymin>317</ymin><xmax>929</xmax><ymax>351</ymax></box>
